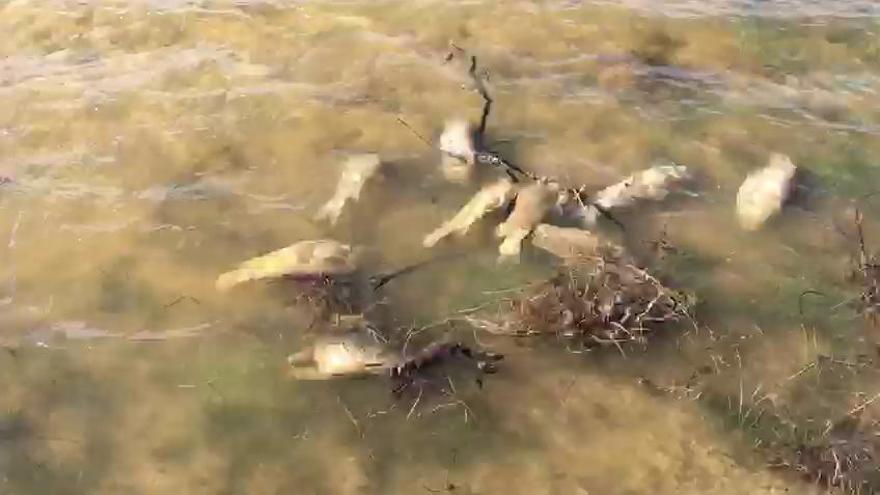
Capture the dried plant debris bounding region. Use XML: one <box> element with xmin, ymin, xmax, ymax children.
<box><xmin>768</xmin><ymin>411</ymin><xmax>880</xmax><ymax>494</ymax></box>
<box><xmin>531</xmin><ymin>223</ymin><xmax>627</xmax><ymax>261</ymax></box>
<box><xmin>423</xmin><ymin>178</ymin><xmax>517</xmax><ymax>247</ymax></box>
<box><xmin>569</xmin><ymin>164</ymin><xmax>691</xmax><ymax>227</ymax></box>
<box><xmin>790</xmin><ymin>432</ymin><xmax>880</xmax><ymax>493</ymax></box>
<box><xmin>390</xmin><ymin>341</ymin><xmax>503</xmax><ymax>395</ymax></box>
<box><xmin>496</xmin><ymin>180</ymin><xmax>562</xmax><ymax>258</ymax></box>
<box><xmin>314</xmin><ymin>153</ymin><xmax>383</xmax><ymax>225</ymax></box>
<box><xmin>470</xmin><ymin>257</ymin><xmax>692</xmax><ymax>351</ymax></box>
<box><xmin>216</xmin><ymin>239</ymin><xmax>359</xmax><ymax>291</ymax></box>
<box><xmin>736</xmin><ymin>153</ymin><xmax>798</xmax><ymax>231</ymax></box>
<box><xmin>848</xmin><ymin>209</ymin><xmax>880</xmax><ymax>324</ymax></box>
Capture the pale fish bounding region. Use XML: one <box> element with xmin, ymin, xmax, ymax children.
<box><xmin>216</xmin><ymin>239</ymin><xmax>358</xmax><ymax>291</ymax></box>
<box><xmin>575</xmin><ymin>164</ymin><xmax>691</xmax><ymax>227</ymax></box>
<box><xmin>423</xmin><ymin>178</ymin><xmax>517</xmax><ymax>247</ymax></box>
<box><xmin>496</xmin><ymin>181</ymin><xmax>561</xmax><ymax>258</ymax></box>
<box><xmin>314</xmin><ymin>153</ymin><xmax>382</xmax><ymax>225</ymax></box>
<box><xmin>736</xmin><ymin>153</ymin><xmax>798</xmax><ymax>231</ymax></box>
<box><xmin>287</xmin><ymin>331</ymin><xmax>394</xmax><ymax>380</ymax></box>
<box><xmin>531</xmin><ymin>223</ymin><xmax>625</xmax><ymax>261</ymax></box>
<box><xmin>438</xmin><ymin>119</ymin><xmax>476</xmax><ymax>182</ymax></box>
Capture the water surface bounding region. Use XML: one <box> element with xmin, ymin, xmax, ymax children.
<box><xmin>1</xmin><ymin>1</ymin><xmax>879</xmax><ymax>493</ymax></box>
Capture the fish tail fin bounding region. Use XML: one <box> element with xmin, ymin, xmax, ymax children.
<box><xmin>579</xmin><ymin>204</ymin><xmax>600</xmax><ymax>228</ymax></box>
<box><xmin>498</xmin><ymin>230</ymin><xmax>527</xmax><ymax>259</ymax></box>
<box><xmin>314</xmin><ymin>200</ymin><xmax>343</xmax><ymax>225</ymax></box>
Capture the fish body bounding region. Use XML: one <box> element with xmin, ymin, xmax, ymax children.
<box><xmin>532</xmin><ymin>224</ymin><xmax>606</xmax><ymax>259</ymax></box>
<box><xmin>736</xmin><ymin>153</ymin><xmax>797</xmax><ymax>231</ymax></box>
<box><xmin>314</xmin><ymin>154</ymin><xmax>382</xmax><ymax>225</ymax></box>
<box><xmin>287</xmin><ymin>331</ymin><xmax>394</xmax><ymax>380</ymax></box>
<box><xmin>596</xmin><ymin>164</ymin><xmax>689</xmax><ymax>207</ymax></box>
<box><xmin>576</xmin><ymin>164</ymin><xmax>690</xmax><ymax>227</ymax></box>
<box><xmin>216</xmin><ymin>239</ymin><xmax>357</xmax><ymax>291</ymax></box>
<box><xmin>423</xmin><ymin>178</ymin><xmax>517</xmax><ymax>247</ymax></box>
<box><xmin>438</xmin><ymin>119</ymin><xmax>476</xmax><ymax>182</ymax></box>
<box><xmin>531</xmin><ymin>224</ymin><xmax>630</xmax><ymax>267</ymax></box>
<box><xmin>496</xmin><ymin>181</ymin><xmax>561</xmax><ymax>258</ymax></box>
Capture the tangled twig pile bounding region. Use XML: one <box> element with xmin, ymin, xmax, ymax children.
<box><xmin>849</xmin><ymin>208</ymin><xmax>880</xmax><ymax>324</ymax></box>
<box><xmin>470</xmin><ymin>255</ymin><xmax>693</xmax><ymax>352</ymax></box>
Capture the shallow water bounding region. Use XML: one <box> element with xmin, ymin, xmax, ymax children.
<box><xmin>1</xmin><ymin>1</ymin><xmax>880</xmax><ymax>494</ymax></box>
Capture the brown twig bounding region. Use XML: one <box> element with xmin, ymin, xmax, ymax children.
<box><xmin>848</xmin><ymin>392</ymin><xmax>880</xmax><ymax>416</ymax></box>
<box><xmin>407</xmin><ymin>386</ymin><xmax>424</xmax><ymax>420</ymax></box>
<box><xmin>337</xmin><ymin>395</ymin><xmax>364</xmax><ymax>439</ymax></box>
<box><xmin>468</xmin><ymin>55</ymin><xmax>492</xmax><ymax>147</ymax></box>
<box><xmin>396</xmin><ymin>116</ymin><xmax>434</xmax><ymax>149</ymax></box>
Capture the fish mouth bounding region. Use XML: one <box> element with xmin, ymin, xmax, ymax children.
<box><xmin>287</xmin><ymin>350</ymin><xmax>314</xmax><ymax>367</ymax></box>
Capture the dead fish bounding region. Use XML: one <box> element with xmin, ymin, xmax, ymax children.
<box><xmin>423</xmin><ymin>178</ymin><xmax>517</xmax><ymax>247</ymax></box>
<box><xmin>531</xmin><ymin>224</ymin><xmax>625</xmax><ymax>261</ymax></box>
<box><xmin>496</xmin><ymin>180</ymin><xmax>561</xmax><ymax>258</ymax></box>
<box><xmin>574</xmin><ymin>164</ymin><xmax>691</xmax><ymax>227</ymax></box>
<box><xmin>216</xmin><ymin>239</ymin><xmax>358</xmax><ymax>291</ymax></box>
<box><xmin>736</xmin><ymin>153</ymin><xmax>797</xmax><ymax>231</ymax></box>
<box><xmin>314</xmin><ymin>154</ymin><xmax>382</xmax><ymax>225</ymax></box>
<box><xmin>438</xmin><ymin>119</ymin><xmax>476</xmax><ymax>182</ymax></box>
<box><xmin>287</xmin><ymin>331</ymin><xmax>394</xmax><ymax>380</ymax></box>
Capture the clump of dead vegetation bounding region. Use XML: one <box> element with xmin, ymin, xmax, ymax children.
<box><xmin>801</xmin><ymin>205</ymin><xmax>880</xmax><ymax>326</ymax></box>
<box><xmin>847</xmin><ymin>208</ymin><xmax>880</xmax><ymax>324</ymax></box>
<box><xmin>468</xmin><ymin>254</ymin><xmax>695</xmax><ymax>353</ymax></box>
<box><xmin>767</xmin><ymin>406</ymin><xmax>880</xmax><ymax>494</ymax></box>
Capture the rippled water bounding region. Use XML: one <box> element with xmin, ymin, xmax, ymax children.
<box><xmin>1</xmin><ymin>1</ymin><xmax>879</xmax><ymax>494</ymax></box>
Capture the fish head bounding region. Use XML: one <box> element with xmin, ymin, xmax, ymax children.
<box><xmin>439</xmin><ymin>119</ymin><xmax>476</xmax><ymax>162</ymax></box>
<box><xmin>312</xmin><ymin>333</ymin><xmax>393</xmax><ymax>375</ymax></box>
